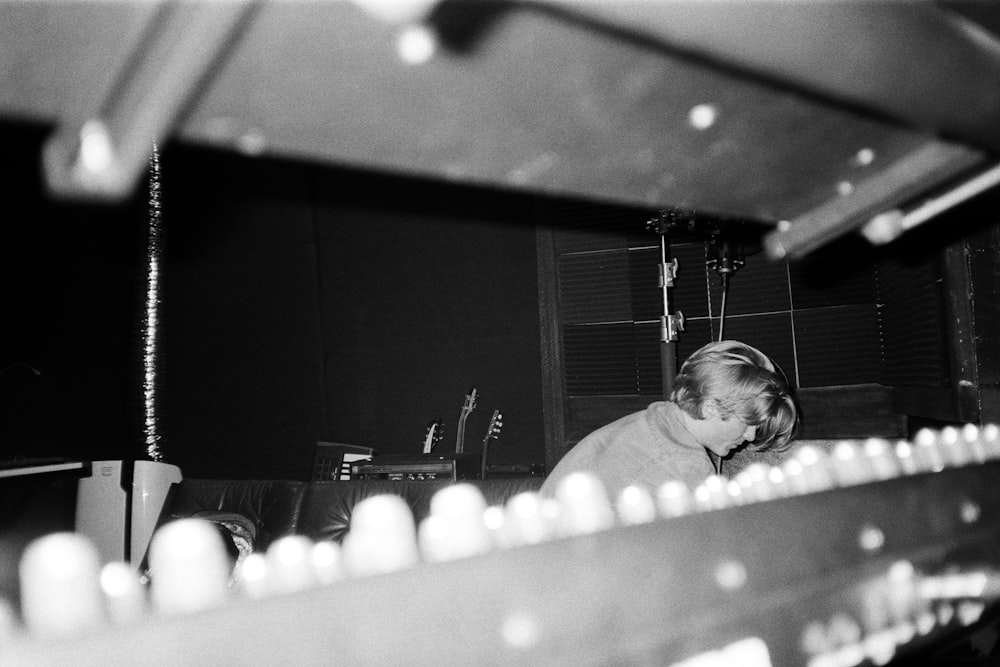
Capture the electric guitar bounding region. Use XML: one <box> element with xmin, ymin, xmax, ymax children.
<box><xmin>455</xmin><ymin>387</ymin><xmax>477</xmax><ymax>454</ymax></box>
<box><xmin>479</xmin><ymin>408</ymin><xmax>503</xmax><ymax>480</ymax></box>
<box><xmin>421</xmin><ymin>419</ymin><xmax>443</xmax><ymax>454</ymax></box>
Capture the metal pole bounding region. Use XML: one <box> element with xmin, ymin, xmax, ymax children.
<box><xmin>647</xmin><ymin>210</ymin><xmax>688</xmax><ymax>399</ymax></box>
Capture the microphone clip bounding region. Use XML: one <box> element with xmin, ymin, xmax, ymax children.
<box><xmin>705</xmin><ymin>223</ymin><xmax>746</xmax><ymax>280</ymax></box>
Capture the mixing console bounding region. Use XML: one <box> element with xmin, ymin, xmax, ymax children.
<box><xmin>2</xmin><ymin>425</ymin><xmax>1000</xmax><ymax>665</ymax></box>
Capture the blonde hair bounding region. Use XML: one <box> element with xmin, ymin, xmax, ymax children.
<box><xmin>670</xmin><ymin>340</ymin><xmax>798</xmax><ymax>451</ymax></box>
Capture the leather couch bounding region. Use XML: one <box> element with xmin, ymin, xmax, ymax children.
<box><xmin>165</xmin><ymin>477</ymin><xmax>545</xmax><ymax>551</ymax></box>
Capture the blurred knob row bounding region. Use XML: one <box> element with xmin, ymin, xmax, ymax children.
<box><xmin>5</xmin><ymin>423</ymin><xmax>999</xmax><ymax>643</ymax></box>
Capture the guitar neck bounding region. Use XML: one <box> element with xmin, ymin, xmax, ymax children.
<box><xmin>455</xmin><ymin>389</ymin><xmax>477</xmax><ymax>454</ymax></box>
<box><xmin>480</xmin><ymin>437</ymin><xmax>489</xmax><ymax>480</ymax></box>
<box><xmin>455</xmin><ymin>415</ymin><xmax>468</xmax><ymax>454</ymax></box>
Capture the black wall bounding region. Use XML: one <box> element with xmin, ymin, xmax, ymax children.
<box><xmin>312</xmin><ymin>179</ymin><xmax>544</xmax><ymax>475</ymax></box>
<box><xmin>1</xmin><ymin>123</ymin><xmax>146</xmax><ymax>463</ymax></box>
<box><xmin>156</xmin><ymin>149</ymin><xmax>327</xmax><ymax>478</ymax></box>
<box><xmin>1</xmin><ymin>124</ymin><xmax>546</xmax><ymax>479</ymax></box>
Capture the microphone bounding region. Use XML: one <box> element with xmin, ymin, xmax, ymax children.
<box><xmin>705</xmin><ymin>223</ymin><xmax>746</xmax><ymax>283</ymax></box>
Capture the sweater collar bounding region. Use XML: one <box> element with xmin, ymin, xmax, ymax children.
<box><xmin>649</xmin><ymin>401</ymin><xmax>705</xmax><ymax>452</ymax></box>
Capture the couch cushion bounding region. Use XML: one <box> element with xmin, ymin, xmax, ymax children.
<box><xmin>168</xmin><ymin>479</ymin><xmax>307</xmax><ymax>551</ymax></box>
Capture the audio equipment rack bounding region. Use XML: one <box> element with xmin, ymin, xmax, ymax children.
<box><xmin>351</xmin><ymin>453</ymin><xmax>480</xmax><ymax>481</ymax></box>
<box><xmin>5</xmin><ymin>429</ymin><xmax>1000</xmax><ymax>665</ymax></box>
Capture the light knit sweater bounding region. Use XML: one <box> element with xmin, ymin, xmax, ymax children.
<box><xmin>540</xmin><ymin>401</ymin><xmax>714</xmax><ymax>501</ymax></box>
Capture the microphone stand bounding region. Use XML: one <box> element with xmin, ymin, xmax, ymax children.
<box><xmin>705</xmin><ymin>223</ymin><xmax>746</xmax><ymax>342</ymax></box>
<box><xmin>646</xmin><ymin>210</ymin><xmax>689</xmax><ymax>398</ymax></box>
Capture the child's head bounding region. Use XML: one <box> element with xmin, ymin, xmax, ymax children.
<box><xmin>670</xmin><ymin>339</ymin><xmax>798</xmax><ymax>451</ymax></box>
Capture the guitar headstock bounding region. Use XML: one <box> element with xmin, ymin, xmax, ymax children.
<box><xmin>479</xmin><ymin>409</ymin><xmax>503</xmax><ymax>480</ymax></box>
<box><xmin>485</xmin><ymin>409</ymin><xmax>503</xmax><ymax>443</ymax></box>
<box><xmin>462</xmin><ymin>388</ymin><xmax>478</xmax><ymax>415</ymax></box>
<box><xmin>456</xmin><ymin>387</ymin><xmax>479</xmax><ymax>454</ymax></box>
<box><xmin>422</xmin><ymin>418</ymin><xmax>443</xmax><ymax>453</ymax></box>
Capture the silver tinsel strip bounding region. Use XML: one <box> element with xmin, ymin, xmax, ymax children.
<box><xmin>143</xmin><ymin>143</ymin><xmax>164</xmax><ymax>462</ymax></box>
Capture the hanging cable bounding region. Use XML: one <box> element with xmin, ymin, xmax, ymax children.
<box><xmin>718</xmin><ymin>273</ymin><xmax>729</xmax><ymax>342</ymax></box>
<box><xmin>705</xmin><ymin>222</ymin><xmax>744</xmax><ymax>476</ymax></box>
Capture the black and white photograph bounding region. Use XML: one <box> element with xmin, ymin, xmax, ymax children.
<box><xmin>1</xmin><ymin>1</ymin><xmax>999</xmax><ymax>664</ymax></box>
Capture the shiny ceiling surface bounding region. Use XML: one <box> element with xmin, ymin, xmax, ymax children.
<box><xmin>1</xmin><ymin>1</ymin><xmax>998</xmax><ymax>255</ymax></box>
